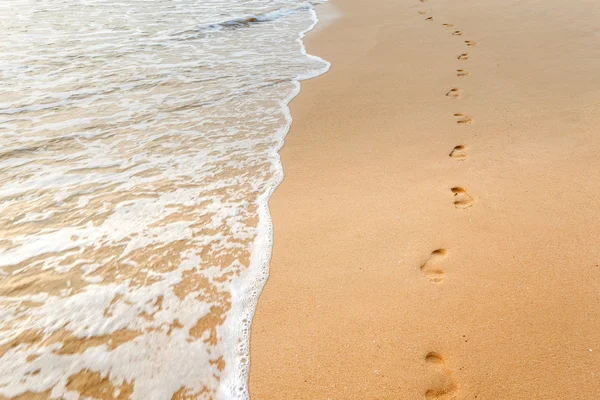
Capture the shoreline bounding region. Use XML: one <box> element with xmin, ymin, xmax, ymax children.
<box><xmin>232</xmin><ymin>5</ymin><xmax>331</xmax><ymax>397</ymax></box>
<box><xmin>249</xmin><ymin>0</ymin><xmax>600</xmax><ymax>398</ymax></box>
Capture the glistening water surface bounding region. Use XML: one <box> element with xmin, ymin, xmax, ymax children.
<box><xmin>0</xmin><ymin>0</ymin><xmax>329</xmax><ymax>398</ymax></box>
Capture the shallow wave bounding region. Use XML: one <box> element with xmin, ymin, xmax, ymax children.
<box><xmin>0</xmin><ymin>0</ymin><xmax>329</xmax><ymax>399</ymax></box>
<box><xmin>170</xmin><ymin>0</ymin><xmax>328</xmax><ymax>34</ymax></box>
<box><xmin>200</xmin><ymin>5</ymin><xmax>311</xmax><ymax>32</ymax></box>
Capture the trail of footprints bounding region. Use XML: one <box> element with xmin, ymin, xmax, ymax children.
<box><xmin>416</xmin><ymin>5</ymin><xmax>478</xmax><ymax>211</ymax></box>
<box><xmin>413</xmin><ymin>3</ymin><xmax>482</xmax><ymax>397</ymax></box>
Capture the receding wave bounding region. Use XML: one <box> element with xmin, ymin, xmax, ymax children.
<box><xmin>0</xmin><ymin>0</ymin><xmax>329</xmax><ymax>399</ymax></box>
<box><xmin>201</xmin><ymin>6</ymin><xmax>310</xmax><ymax>32</ymax></box>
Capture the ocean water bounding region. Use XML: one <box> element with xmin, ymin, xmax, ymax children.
<box><xmin>0</xmin><ymin>0</ymin><xmax>329</xmax><ymax>398</ymax></box>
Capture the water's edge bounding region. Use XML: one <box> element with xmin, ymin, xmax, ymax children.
<box><xmin>224</xmin><ymin>5</ymin><xmax>332</xmax><ymax>399</ymax></box>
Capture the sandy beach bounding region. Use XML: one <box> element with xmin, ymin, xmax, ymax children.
<box><xmin>249</xmin><ymin>0</ymin><xmax>600</xmax><ymax>398</ymax></box>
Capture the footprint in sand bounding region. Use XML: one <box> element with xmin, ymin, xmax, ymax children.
<box><xmin>424</xmin><ymin>352</ymin><xmax>459</xmax><ymax>399</ymax></box>
<box><xmin>452</xmin><ymin>30</ymin><xmax>463</xmax><ymax>36</ymax></box>
<box><xmin>451</xmin><ymin>187</ymin><xmax>474</xmax><ymax>209</ymax></box>
<box><xmin>449</xmin><ymin>145</ymin><xmax>467</xmax><ymax>160</ymax></box>
<box><xmin>442</xmin><ymin>23</ymin><xmax>454</xmax><ymax>28</ymax></box>
<box><xmin>446</xmin><ymin>88</ymin><xmax>460</xmax><ymax>99</ymax></box>
<box><xmin>456</xmin><ymin>69</ymin><xmax>470</xmax><ymax>77</ymax></box>
<box><xmin>464</xmin><ymin>40</ymin><xmax>477</xmax><ymax>47</ymax></box>
<box><xmin>426</xmin><ymin>16</ymin><xmax>434</xmax><ymax>21</ymax></box>
<box><xmin>453</xmin><ymin>113</ymin><xmax>472</xmax><ymax>124</ymax></box>
<box><xmin>418</xmin><ymin>11</ymin><xmax>427</xmax><ymax>15</ymax></box>
<box><xmin>421</xmin><ymin>249</ymin><xmax>448</xmax><ymax>283</ymax></box>
<box><xmin>457</xmin><ymin>53</ymin><xmax>469</xmax><ymax>60</ymax></box>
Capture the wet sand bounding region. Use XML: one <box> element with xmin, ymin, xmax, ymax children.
<box><xmin>249</xmin><ymin>0</ymin><xmax>600</xmax><ymax>398</ymax></box>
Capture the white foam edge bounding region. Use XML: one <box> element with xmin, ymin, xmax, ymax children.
<box><xmin>219</xmin><ymin>3</ymin><xmax>332</xmax><ymax>399</ymax></box>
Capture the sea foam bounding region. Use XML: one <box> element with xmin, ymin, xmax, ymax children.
<box><xmin>0</xmin><ymin>0</ymin><xmax>330</xmax><ymax>398</ymax></box>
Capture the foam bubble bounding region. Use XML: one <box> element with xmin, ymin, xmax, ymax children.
<box><xmin>0</xmin><ymin>0</ymin><xmax>329</xmax><ymax>398</ymax></box>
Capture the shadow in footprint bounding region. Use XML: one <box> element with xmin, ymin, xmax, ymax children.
<box><xmin>451</xmin><ymin>187</ymin><xmax>474</xmax><ymax>209</ymax></box>
<box><xmin>446</xmin><ymin>88</ymin><xmax>460</xmax><ymax>99</ymax></box>
<box><xmin>457</xmin><ymin>53</ymin><xmax>469</xmax><ymax>60</ymax></box>
<box><xmin>426</xmin><ymin>16</ymin><xmax>434</xmax><ymax>21</ymax></box>
<box><xmin>456</xmin><ymin>69</ymin><xmax>470</xmax><ymax>77</ymax></box>
<box><xmin>424</xmin><ymin>352</ymin><xmax>459</xmax><ymax>399</ymax></box>
<box><xmin>453</xmin><ymin>113</ymin><xmax>472</xmax><ymax>124</ymax></box>
<box><xmin>421</xmin><ymin>249</ymin><xmax>448</xmax><ymax>283</ymax></box>
<box><xmin>449</xmin><ymin>145</ymin><xmax>467</xmax><ymax>160</ymax></box>
<box><xmin>452</xmin><ymin>30</ymin><xmax>463</xmax><ymax>36</ymax></box>
<box><xmin>465</xmin><ymin>40</ymin><xmax>477</xmax><ymax>47</ymax></box>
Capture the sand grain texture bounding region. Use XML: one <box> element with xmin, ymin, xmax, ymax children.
<box><xmin>249</xmin><ymin>0</ymin><xmax>600</xmax><ymax>398</ymax></box>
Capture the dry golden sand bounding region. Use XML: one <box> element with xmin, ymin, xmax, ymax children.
<box><xmin>249</xmin><ymin>0</ymin><xmax>600</xmax><ymax>398</ymax></box>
